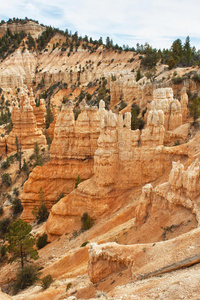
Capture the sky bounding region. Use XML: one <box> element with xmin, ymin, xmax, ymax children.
<box><xmin>0</xmin><ymin>0</ymin><xmax>200</xmax><ymax>50</ymax></box>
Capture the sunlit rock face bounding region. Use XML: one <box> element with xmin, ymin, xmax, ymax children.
<box><xmin>20</xmin><ymin>100</ymin><xmax>102</xmax><ymax>222</ymax></box>
<box><xmin>6</xmin><ymin>90</ymin><xmax>46</xmax><ymax>153</ymax></box>
<box><xmin>149</xmin><ymin>88</ymin><xmax>182</xmax><ymax>130</ymax></box>
<box><xmin>46</xmin><ymin>95</ymin><xmax>186</xmax><ymax>240</ymax></box>
<box><xmin>0</xmin><ymin>21</ymin><xmax>45</xmax><ymax>38</ymax></box>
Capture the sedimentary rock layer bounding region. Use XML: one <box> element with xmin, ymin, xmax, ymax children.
<box><xmin>20</xmin><ymin>100</ymin><xmax>103</xmax><ymax>222</ymax></box>
<box><xmin>6</xmin><ymin>91</ymin><xmax>46</xmax><ymax>152</ymax></box>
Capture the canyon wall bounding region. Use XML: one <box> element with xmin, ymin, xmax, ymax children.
<box><xmin>148</xmin><ymin>88</ymin><xmax>182</xmax><ymax>130</ymax></box>
<box><xmin>0</xmin><ymin>49</ymin><xmax>37</xmax><ymax>89</ymax></box>
<box><xmin>6</xmin><ymin>89</ymin><xmax>46</xmax><ymax>152</ymax></box>
<box><xmin>110</xmin><ymin>76</ymin><xmax>154</xmax><ymax>108</ymax></box>
<box><xmin>88</xmin><ymin>156</ymin><xmax>200</xmax><ymax>283</ymax></box>
<box><xmin>46</xmin><ymin>88</ymin><xmax>187</xmax><ymax>239</ymax></box>
<box><xmin>20</xmin><ymin>100</ymin><xmax>103</xmax><ymax>222</ymax></box>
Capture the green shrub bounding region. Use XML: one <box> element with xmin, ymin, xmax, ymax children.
<box><xmin>0</xmin><ymin>244</ymin><xmax>7</xmax><ymax>261</ymax></box>
<box><xmin>36</xmin><ymin>233</ymin><xmax>48</xmax><ymax>249</ymax></box>
<box><xmin>86</xmin><ymin>93</ymin><xmax>92</xmax><ymax>101</ymax></box>
<box><xmin>172</xmin><ymin>76</ymin><xmax>184</xmax><ymax>84</ymax></box>
<box><xmin>190</xmin><ymin>97</ymin><xmax>200</xmax><ymax>121</ymax></box>
<box><xmin>81</xmin><ymin>213</ymin><xmax>94</xmax><ymax>231</ymax></box>
<box><xmin>41</xmin><ymin>274</ymin><xmax>53</xmax><ymax>289</ymax></box>
<box><xmin>1</xmin><ymin>173</ymin><xmax>12</xmax><ymax>186</ymax></box>
<box><xmin>32</xmin><ymin>142</ymin><xmax>43</xmax><ymax>167</ymax></box>
<box><xmin>111</xmin><ymin>74</ymin><xmax>116</xmax><ymax>81</ymax></box>
<box><xmin>81</xmin><ymin>241</ymin><xmax>89</xmax><ymax>247</ymax></box>
<box><xmin>66</xmin><ymin>282</ymin><xmax>72</xmax><ymax>291</ymax></box>
<box><xmin>32</xmin><ymin>188</ymin><xmax>49</xmax><ymax>224</ymax></box>
<box><xmin>129</xmin><ymin>57</ymin><xmax>135</xmax><ymax>63</ymax></box>
<box><xmin>56</xmin><ymin>193</ymin><xmax>65</xmax><ymax>203</ymax></box>
<box><xmin>13</xmin><ymin>188</ymin><xmax>19</xmax><ymax>196</ymax></box>
<box><xmin>62</xmin><ymin>95</ymin><xmax>69</xmax><ymax>104</ymax></box>
<box><xmin>13</xmin><ymin>265</ymin><xmax>39</xmax><ymax>293</ymax></box>
<box><xmin>0</xmin><ymin>217</ymin><xmax>11</xmax><ymax>240</ymax></box>
<box><xmin>12</xmin><ymin>198</ymin><xmax>23</xmax><ymax>216</ymax></box>
<box><xmin>74</xmin><ymin>109</ymin><xmax>81</xmax><ymax>121</ymax></box>
<box><xmin>131</xmin><ymin>103</ymin><xmax>145</xmax><ymax>130</ymax></box>
<box><xmin>22</xmin><ymin>159</ymin><xmax>29</xmax><ymax>175</ymax></box>
<box><xmin>36</xmin><ymin>203</ymin><xmax>49</xmax><ymax>224</ymax></box>
<box><xmin>174</xmin><ymin>140</ymin><xmax>180</xmax><ymax>146</ymax></box>
<box><xmin>131</xmin><ymin>117</ymin><xmax>145</xmax><ymax>130</ymax></box>
<box><xmin>136</xmin><ymin>68</ymin><xmax>143</xmax><ymax>81</ymax></box>
<box><xmin>45</xmin><ymin>103</ymin><xmax>54</xmax><ymax>129</ymax></box>
<box><xmin>118</xmin><ymin>100</ymin><xmax>127</xmax><ymax>111</ymax></box>
<box><xmin>0</xmin><ymin>206</ymin><xmax>3</xmax><ymax>216</ymax></box>
<box><xmin>192</xmin><ymin>73</ymin><xmax>200</xmax><ymax>83</ymax></box>
<box><xmin>1</xmin><ymin>155</ymin><xmax>15</xmax><ymax>170</ymax></box>
<box><xmin>75</xmin><ymin>175</ymin><xmax>82</xmax><ymax>188</ymax></box>
<box><xmin>1</xmin><ymin>158</ymin><xmax>10</xmax><ymax>170</ymax></box>
<box><xmin>131</xmin><ymin>103</ymin><xmax>140</xmax><ymax>116</ymax></box>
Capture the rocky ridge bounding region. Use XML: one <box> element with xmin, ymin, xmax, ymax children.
<box><xmin>0</xmin><ymin>20</ymin><xmax>45</xmax><ymax>38</ymax></box>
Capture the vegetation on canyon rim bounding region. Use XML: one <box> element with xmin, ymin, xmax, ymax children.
<box><xmin>1</xmin><ymin>17</ymin><xmax>200</xmax><ymax>298</ymax></box>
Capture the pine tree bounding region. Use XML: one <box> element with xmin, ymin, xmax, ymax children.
<box><xmin>6</xmin><ymin>219</ymin><xmax>38</xmax><ymax>269</ymax></box>
<box><xmin>183</xmin><ymin>36</ymin><xmax>192</xmax><ymax>66</ymax></box>
<box><xmin>136</xmin><ymin>69</ymin><xmax>142</xmax><ymax>81</ymax></box>
<box><xmin>190</xmin><ymin>97</ymin><xmax>200</xmax><ymax>121</ymax></box>
<box><xmin>15</xmin><ymin>135</ymin><xmax>22</xmax><ymax>172</ymax></box>
<box><xmin>171</xmin><ymin>39</ymin><xmax>183</xmax><ymax>65</ymax></box>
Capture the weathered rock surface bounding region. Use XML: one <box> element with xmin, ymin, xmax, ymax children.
<box><xmin>141</xmin><ymin>109</ymin><xmax>165</xmax><ymax>146</ymax></box>
<box><xmin>47</xmin><ymin>106</ymin><xmax>57</xmax><ymax>140</ymax></box>
<box><xmin>20</xmin><ymin>100</ymin><xmax>102</xmax><ymax>222</ymax></box>
<box><xmin>135</xmin><ymin>156</ymin><xmax>200</xmax><ymax>224</ymax></box>
<box><xmin>46</xmin><ymin>97</ymin><xmax>187</xmax><ymax>239</ymax></box>
<box><xmin>29</xmin><ymin>89</ymin><xmax>46</xmax><ymax>131</ymax></box>
<box><xmin>149</xmin><ymin>88</ymin><xmax>182</xmax><ymax>131</ymax></box>
<box><xmin>0</xmin><ymin>49</ymin><xmax>37</xmax><ymax>88</ymax></box>
<box><xmin>6</xmin><ymin>91</ymin><xmax>46</xmax><ymax>152</ymax></box>
<box><xmin>110</xmin><ymin>76</ymin><xmax>155</xmax><ymax>108</ymax></box>
<box><xmin>88</xmin><ymin>227</ymin><xmax>200</xmax><ymax>283</ymax></box>
<box><xmin>0</xmin><ymin>290</ymin><xmax>13</xmax><ymax>300</ymax></box>
<box><xmin>180</xmin><ymin>91</ymin><xmax>188</xmax><ymax>122</ymax></box>
<box><xmin>156</xmin><ymin>159</ymin><xmax>200</xmax><ymax>223</ymax></box>
<box><xmin>0</xmin><ymin>135</ymin><xmax>6</xmax><ymax>155</ymax></box>
<box><xmin>0</xmin><ymin>21</ymin><xmax>45</xmax><ymax>38</ymax></box>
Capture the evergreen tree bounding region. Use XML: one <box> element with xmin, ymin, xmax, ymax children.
<box><xmin>45</xmin><ymin>102</ymin><xmax>54</xmax><ymax>129</ymax></box>
<box><xmin>190</xmin><ymin>97</ymin><xmax>200</xmax><ymax>121</ymax></box>
<box><xmin>15</xmin><ymin>136</ymin><xmax>22</xmax><ymax>172</ymax></box>
<box><xmin>171</xmin><ymin>39</ymin><xmax>183</xmax><ymax>65</ymax></box>
<box><xmin>183</xmin><ymin>36</ymin><xmax>192</xmax><ymax>66</ymax></box>
<box><xmin>6</xmin><ymin>219</ymin><xmax>38</xmax><ymax>269</ymax></box>
<box><xmin>136</xmin><ymin>69</ymin><xmax>143</xmax><ymax>81</ymax></box>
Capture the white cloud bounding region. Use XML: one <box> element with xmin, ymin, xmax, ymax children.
<box><xmin>0</xmin><ymin>0</ymin><xmax>200</xmax><ymax>49</ymax></box>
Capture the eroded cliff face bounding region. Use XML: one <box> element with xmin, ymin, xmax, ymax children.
<box><xmin>88</xmin><ymin>156</ymin><xmax>200</xmax><ymax>284</ymax></box>
<box><xmin>110</xmin><ymin>76</ymin><xmax>154</xmax><ymax>108</ymax></box>
<box><xmin>148</xmin><ymin>88</ymin><xmax>182</xmax><ymax>130</ymax></box>
<box><xmin>88</xmin><ymin>227</ymin><xmax>200</xmax><ymax>283</ymax></box>
<box><xmin>20</xmin><ymin>100</ymin><xmax>102</xmax><ymax>222</ymax></box>
<box><xmin>46</xmin><ymin>89</ymin><xmax>188</xmax><ymax>240</ymax></box>
<box><xmin>0</xmin><ymin>21</ymin><xmax>45</xmax><ymax>38</ymax></box>
<box><xmin>0</xmin><ymin>49</ymin><xmax>37</xmax><ymax>88</ymax></box>
<box><xmin>6</xmin><ymin>88</ymin><xmax>46</xmax><ymax>152</ymax></box>
<box><xmin>0</xmin><ymin>136</ymin><xmax>6</xmax><ymax>155</ymax></box>
<box><xmin>1</xmin><ymin>23</ymin><xmax>200</xmax><ymax>300</ymax></box>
